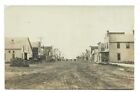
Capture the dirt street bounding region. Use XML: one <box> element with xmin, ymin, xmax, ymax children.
<box><xmin>5</xmin><ymin>61</ymin><xmax>134</xmax><ymax>90</ymax></box>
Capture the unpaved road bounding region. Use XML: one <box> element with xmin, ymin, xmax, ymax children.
<box><xmin>5</xmin><ymin>61</ymin><xmax>134</xmax><ymax>89</ymax></box>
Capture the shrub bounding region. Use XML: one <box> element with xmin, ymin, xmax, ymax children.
<box><xmin>10</xmin><ymin>58</ymin><xmax>29</xmax><ymax>67</ymax></box>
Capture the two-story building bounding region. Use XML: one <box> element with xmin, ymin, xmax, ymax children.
<box><xmin>90</xmin><ymin>30</ymin><xmax>134</xmax><ymax>64</ymax></box>
<box><xmin>31</xmin><ymin>41</ymin><xmax>41</xmax><ymax>59</ymax></box>
<box><xmin>104</xmin><ymin>31</ymin><xmax>134</xmax><ymax>63</ymax></box>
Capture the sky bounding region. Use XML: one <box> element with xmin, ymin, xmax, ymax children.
<box><xmin>5</xmin><ymin>6</ymin><xmax>134</xmax><ymax>59</ymax></box>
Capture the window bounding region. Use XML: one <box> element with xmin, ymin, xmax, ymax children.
<box><xmin>117</xmin><ymin>53</ymin><xmax>121</xmax><ymax>61</ymax></box>
<box><xmin>126</xmin><ymin>43</ymin><xmax>130</xmax><ymax>48</ymax></box>
<box><xmin>8</xmin><ymin>50</ymin><xmax>10</xmax><ymax>53</ymax></box>
<box><xmin>117</xmin><ymin>42</ymin><xmax>120</xmax><ymax>48</ymax></box>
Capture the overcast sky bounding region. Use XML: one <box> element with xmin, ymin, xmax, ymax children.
<box><xmin>5</xmin><ymin>6</ymin><xmax>134</xmax><ymax>59</ymax></box>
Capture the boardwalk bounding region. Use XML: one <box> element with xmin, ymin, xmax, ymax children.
<box><xmin>5</xmin><ymin>61</ymin><xmax>134</xmax><ymax>89</ymax></box>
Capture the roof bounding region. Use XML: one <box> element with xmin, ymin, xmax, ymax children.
<box><xmin>90</xmin><ymin>46</ymin><xmax>98</xmax><ymax>50</ymax></box>
<box><xmin>108</xmin><ymin>32</ymin><xmax>125</xmax><ymax>34</ymax></box>
<box><xmin>108</xmin><ymin>32</ymin><xmax>134</xmax><ymax>42</ymax></box>
<box><xmin>43</xmin><ymin>46</ymin><xmax>52</xmax><ymax>50</ymax></box>
<box><xmin>5</xmin><ymin>37</ymin><xmax>32</xmax><ymax>50</ymax></box>
<box><xmin>31</xmin><ymin>42</ymin><xmax>40</xmax><ymax>47</ymax></box>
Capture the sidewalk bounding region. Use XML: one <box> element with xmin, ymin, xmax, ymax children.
<box><xmin>110</xmin><ymin>63</ymin><xmax>134</xmax><ymax>68</ymax></box>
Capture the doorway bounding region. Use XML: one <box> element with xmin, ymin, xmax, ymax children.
<box><xmin>24</xmin><ymin>53</ymin><xmax>27</xmax><ymax>60</ymax></box>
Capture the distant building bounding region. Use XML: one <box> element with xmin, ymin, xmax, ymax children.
<box><xmin>85</xmin><ymin>49</ymin><xmax>91</xmax><ymax>61</ymax></box>
<box><xmin>97</xmin><ymin>42</ymin><xmax>109</xmax><ymax>63</ymax></box>
<box><xmin>104</xmin><ymin>30</ymin><xmax>134</xmax><ymax>63</ymax></box>
<box><xmin>43</xmin><ymin>46</ymin><xmax>53</xmax><ymax>61</ymax></box>
<box><xmin>31</xmin><ymin>42</ymin><xmax>41</xmax><ymax>59</ymax></box>
<box><xmin>90</xmin><ymin>46</ymin><xmax>98</xmax><ymax>62</ymax></box>
<box><xmin>5</xmin><ymin>37</ymin><xmax>32</xmax><ymax>62</ymax></box>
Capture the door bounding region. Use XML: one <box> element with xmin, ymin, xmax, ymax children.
<box><xmin>24</xmin><ymin>53</ymin><xmax>27</xmax><ymax>60</ymax></box>
<box><xmin>12</xmin><ymin>53</ymin><xmax>15</xmax><ymax>59</ymax></box>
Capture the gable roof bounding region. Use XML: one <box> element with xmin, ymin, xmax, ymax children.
<box><xmin>5</xmin><ymin>37</ymin><xmax>32</xmax><ymax>50</ymax></box>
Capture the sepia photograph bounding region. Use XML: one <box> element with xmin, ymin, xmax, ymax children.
<box><xmin>5</xmin><ymin>6</ymin><xmax>134</xmax><ymax>90</ymax></box>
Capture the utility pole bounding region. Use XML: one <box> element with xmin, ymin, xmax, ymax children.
<box><xmin>39</xmin><ymin>37</ymin><xmax>42</xmax><ymax>46</ymax></box>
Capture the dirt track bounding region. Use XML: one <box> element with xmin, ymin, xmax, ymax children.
<box><xmin>5</xmin><ymin>61</ymin><xmax>134</xmax><ymax>89</ymax></box>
